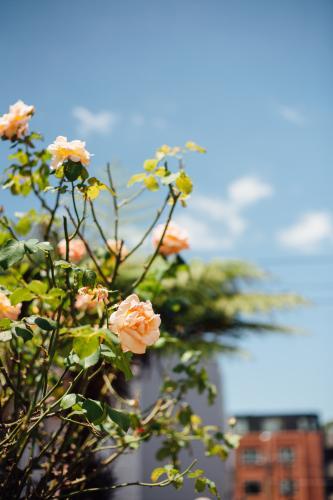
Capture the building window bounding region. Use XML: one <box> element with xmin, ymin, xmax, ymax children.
<box><xmin>280</xmin><ymin>479</ymin><xmax>296</xmax><ymax>496</ymax></box>
<box><xmin>235</xmin><ymin>419</ymin><xmax>249</xmax><ymax>435</ymax></box>
<box><xmin>262</xmin><ymin>417</ymin><xmax>282</xmax><ymax>432</ymax></box>
<box><xmin>244</xmin><ymin>481</ymin><xmax>262</xmax><ymax>494</ymax></box>
<box><xmin>297</xmin><ymin>416</ymin><xmax>317</xmax><ymax>431</ymax></box>
<box><xmin>242</xmin><ymin>447</ymin><xmax>263</xmax><ymax>464</ymax></box>
<box><xmin>278</xmin><ymin>447</ymin><xmax>295</xmax><ymax>464</ymax></box>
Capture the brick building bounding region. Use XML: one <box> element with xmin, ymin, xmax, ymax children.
<box><xmin>233</xmin><ymin>414</ymin><xmax>325</xmax><ymax>500</ymax></box>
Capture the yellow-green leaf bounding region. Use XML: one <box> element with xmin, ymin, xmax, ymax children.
<box><xmin>185</xmin><ymin>141</ymin><xmax>206</xmax><ymax>153</ymax></box>
<box><xmin>127</xmin><ymin>173</ymin><xmax>147</xmax><ymax>187</ymax></box>
<box><xmin>55</xmin><ymin>165</ymin><xmax>64</xmax><ymax>178</ymax></box>
<box><xmin>175</xmin><ymin>171</ymin><xmax>193</xmax><ymax>196</ymax></box>
<box><xmin>85</xmin><ymin>185</ymin><xmax>100</xmax><ymax>200</ymax></box>
<box><xmin>151</xmin><ymin>467</ymin><xmax>167</xmax><ymax>482</ymax></box>
<box><xmin>155</xmin><ymin>166</ymin><xmax>167</xmax><ymax>177</ymax></box>
<box><xmin>144</xmin><ymin>175</ymin><xmax>159</xmax><ymax>191</ymax></box>
<box><xmin>143</xmin><ymin>158</ymin><xmax>159</xmax><ymax>172</ymax></box>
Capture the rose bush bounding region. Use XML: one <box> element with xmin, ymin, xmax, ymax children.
<box><xmin>0</xmin><ymin>101</ymin><xmax>234</xmax><ymax>499</ymax></box>
<box><xmin>0</xmin><ymin>101</ymin><xmax>302</xmax><ymax>499</ymax></box>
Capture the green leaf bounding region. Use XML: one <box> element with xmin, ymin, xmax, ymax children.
<box><xmin>54</xmin><ymin>260</ymin><xmax>76</xmax><ymax>269</ymax></box>
<box><xmin>34</xmin><ymin>317</ymin><xmax>57</xmax><ymax>331</ymax></box>
<box><xmin>80</xmin><ymin>348</ymin><xmax>101</xmax><ymax>369</ymax></box>
<box><xmin>188</xmin><ymin>469</ymin><xmax>204</xmax><ymax>479</ymax></box>
<box><xmin>0</xmin><ymin>330</ymin><xmax>12</xmax><ymax>342</ymax></box>
<box><xmin>195</xmin><ymin>477</ymin><xmax>207</xmax><ymax>493</ymax></box>
<box><xmin>82</xmin><ymin>398</ymin><xmax>105</xmax><ymax>424</ymax></box>
<box><xmin>10</xmin><ymin>287</ymin><xmax>36</xmax><ymax>305</ymax></box>
<box><xmin>0</xmin><ymin>318</ymin><xmax>11</xmax><ymax>331</ymax></box>
<box><xmin>23</xmin><ymin>239</ymin><xmax>39</xmax><ymax>254</ymax></box>
<box><xmin>100</xmin><ymin>344</ymin><xmax>116</xmax><ymax>362</ymax></box>
<box><xmin>151</xmin><ymin>467</ymin><xmax>167</xmax><ymax>482</ymax></box>
<box><xmin>69</xmin><ymin>346</ymin><xmax>101</xmax><ymax>369</ymax></box>
<box><xmin>60</xmin><ymin>393</ymin><xmax>78</xmax><ymax>410</ymax></box>
<box><xmin>28</xmin><ymin>280</ymin><xmax>48</xmax><ymax>295</ymax></box>
<box><xmin>117</xmin><ymin>350</ymin><xmax>133</xmax><ymax>381</ymax></box>
<box><xmin>82</xmin><ymin>269</ymin><xmax>97</xmax><ymax>288</ymax></box>
<box><xmin>64</xmin><ymin>160</ymin><xmax>83</xmax><ymax>182</ymax></box>
<box><xmin>15</xmin><ymin>211</ymin><xmax>34</xmax><ymax>235</ymax></box>
<box><xmin>73</xmin><ymin>336</ymin><xmax>100</xmax><ymax>359</ymax></box>
<box><xmin>0</xmin><ymin>239</ymin><xmax>25</xmax><ymax>269</ymax></box>
<box><xmin>36</xmin><ymin>241</ymin><xmax>53</xmax><ymax>252</ymax></box>
<box><xmin>15</xmin><ymin>326</ymin><xmax>33</xmax><ymax>341</ymax></box>
<box><xmin>107</xmin><ymin>407</ymin><xmax>131</xmax><ymax>431</ymax></box>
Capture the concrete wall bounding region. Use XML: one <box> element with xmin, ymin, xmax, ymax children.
<box><xmin>114</xmin><ymin>355</ymin><xmax>232</xmax><ymax>500</ymax></box>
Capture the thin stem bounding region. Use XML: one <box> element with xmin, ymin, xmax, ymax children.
<box><xmin>123</xmin><ymin>193</ymin><xmax>170</xmax><ymax>262</ymax></box>
<box><xmin>106</xmin><ymin>162</ymin><xmax>119</xmax><ymax>243</ymax></box>
<box><xmin>44</xmin><ymin>179</ymin><xmax>64</xmax><ymax>240</ymax></box>
<box><xmin>118</xmin><ymin>185</ymin><xmax>146</xmax><ymax>209</ymax></box>
<box><xmin>128</xmin><ymin>189</ymin><xmax>179</xmax><ymax>291</ymax></box>
<box><xmin>89</xmin><ymin>200</ymin><xmax>116</xmax><ymax>257</ymax></box>
<box><xmin>59</xmin><ymin>459</ymin><xmax>197</xmax><ymax>498</ymax></box>
<box><xmin>65</xmin><ymin>207</ymin><xmax>110</xmax><ymax>286</ymax></box>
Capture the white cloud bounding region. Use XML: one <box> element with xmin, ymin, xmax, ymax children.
<box><xmin>182</xmin><ymin>176</ymin><xmax>274</xmax><ymax>252</ymax></box>
<box><xmin>72</xmin><ymin>106</ymin><xmax>119</xmax><ymax>136</ymax></box>
<box><xmin>228</xmin><ymin>177</ymin><xmax>273</xmax><ymax>207</ymax></box>
<box><xmin>175</xmin><ymin>213</ymin><xmax>234</xmax><ymax>251</ymax></box>
<box><xmin>277</xmin><ymin>212</ymin><xmax>333</xmax><ymax>252</ymax></box>
<box><xmin>278</xmin><ymin>105</ymin><xmax>306</xmax><ymax>126</ymax></box>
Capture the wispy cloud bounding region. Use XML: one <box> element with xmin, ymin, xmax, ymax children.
<box><xmin>277</xmin><ymin>212</ymin><xmax>333</xmax><ymax>253</ymax></box>
<box><xmin>151</xmin><ymin>117</ymin><xmax>167</xmax><ymax>129</ymax></box>
<box><xmin>176</xmin><ymin>176</ymin><xmax>273</xmax><ymax>252</ymax></box>
<box><xmin>130</xmin><ymin>114</ymin><xmax>145</xmax><ymax>127</ymax></box>
<box><xmin>130</xmin><ymin>114</ymin><xmax>168</xmax><ymax>130</ymax></box>
<box><xmin>72</xmin><ymin>106</ymin><xmax>119</xmax><ymax>136</ymax></box>
<box><xmin>278</xmin><ymin>105</ymin><xmax>306</xmax><ymax>126</ymax></box>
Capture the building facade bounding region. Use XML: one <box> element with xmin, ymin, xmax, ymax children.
<box><xmin>233</xmin><ymin>414</ymin><xmax>325</xmax><ymax>500</ymax></box>
<box><xmin>113</xmin><ymin>355</ymin><xmax>231</xmax><ymax>500</ymax></box>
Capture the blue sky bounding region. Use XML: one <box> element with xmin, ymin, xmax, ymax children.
<box><xmin>1</xmin><ymin>0</ymin><xmax>333</xmax><ymax>420</ymax></box>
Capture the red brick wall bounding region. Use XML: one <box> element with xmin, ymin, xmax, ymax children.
<box><xmin>234</xmin><ymin>431</ymin><xmax>325</xmax><ymax>500</ymax></box>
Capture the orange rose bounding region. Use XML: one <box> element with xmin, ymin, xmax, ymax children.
<box><xmin>152</xmin><ymin>221</ymin><xmax>189</xmax><ymax>256</ymax></box>
<box><xmin>0</xmin><ymin>292</ymin><xmax>21</xmax><ymax>320</ymax></box>
<box><xmin>109</xmin><ymin>294</ymin><xmax>160</xmax><ymax>354</ymax></box>
<box><xmin>57</xmin><ymin>238</ymin><xmax>86</xmax><ymax>263</ymax></box>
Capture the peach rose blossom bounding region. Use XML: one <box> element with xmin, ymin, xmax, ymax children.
<box><xmin>0</xmin><ymin>292</ymin><xmax>21</xmax><ymax>320</ymax></box>
<box><xmin>57</xmin><ymin>238</ymin><xmax>86</xmax><ymax>263</ymax></box>
<box><xmin>0</xmin><ymin>100</ymin><xmax>34</xmax><ymax>140</ymax></box>
<box><xmin>47</xmin><ymin>136</ymin><xmax>91</xmax><ymax>170</ymax></box>
<box><xmin>107</xmin><ymin>239</ymin><xmax>129</xmax><ymax>260</ymax></box>
<box><xmin>109</xmin><ymin>294</ymin><xmax>160</xmax><ymax>354</ymax></box>
<box><xmin>75</xmin><ymin>286</ymin><xmax>108</xmax><ymax>312</ymax></box>
<box><xmin>152</xmin><ymin>221</ymin><xmax>189</xmax><ymax>256</ymax></box>
<box><xmin>74</xmin><ymin>293</ymin><xmax>97</xmax><ymax>312</ymax></box>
